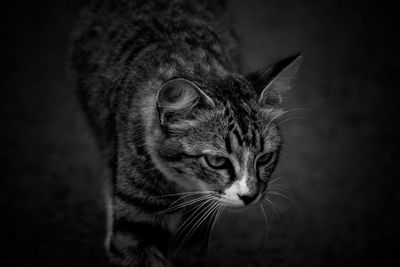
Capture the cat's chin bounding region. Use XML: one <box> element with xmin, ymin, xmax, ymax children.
<box><xmin>221</xmin><ymin>202</ymin><xmax>247</xmax><ymax>210</ymax></box>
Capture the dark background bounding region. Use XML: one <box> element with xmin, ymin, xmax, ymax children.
<box><xmin>1</xmin><ymin>0</ymin><xmax>399</xmax><ymax>266</ymax></box>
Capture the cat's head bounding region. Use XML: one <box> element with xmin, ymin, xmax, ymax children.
<box><xmin>148</xmin><ymin>54</ymin><xmax>301</xmax><ymax>207</ymax></box>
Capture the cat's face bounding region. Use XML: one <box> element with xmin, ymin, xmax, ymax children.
<box><xmin>149</xmin><ymin>54</ymin><xmax>301</xmax><ymax>207</ymax></box>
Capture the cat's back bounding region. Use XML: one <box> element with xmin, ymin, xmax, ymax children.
<box><xmin>69</xmin><ymin>0</ymin><xmax>237</xmax><ymax>148</ymax></box>
<box><xmin>70</xmin><ymin>0</ymin><xmax>233</xmax><ymax>75</ymax></box>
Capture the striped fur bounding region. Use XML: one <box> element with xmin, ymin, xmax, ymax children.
<box><xmin>69</xmin><ymin>0</ymin><xmax>301</xmax><ymax>266</ymax></box>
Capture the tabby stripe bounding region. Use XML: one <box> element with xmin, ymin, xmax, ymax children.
<box><xmin>117</xmin><ymin>171</ymin><xmax>162</xmax><ymax>196</ymax></box>
<box><xmin>118</xmin><ymin>20</ymin><xmax>148</xmax><ymax>57</ymax></box>
<box><xmin>251</xmin><ymin>129</ymin><xmax>257</xmax><ymax>147</ymax></box>
<box><xmin>115</xmin><ymin>190</ymin><xmax>170</xmax><ymax>212</ymax></box>
<box><xmin>124</xmin><ymin>28</ymin><xmax>161</xmax><ymax>66</ymax></box>
<box><xmin>128</xmin><ymin>177</ymin><xmax>162</xmax><ymax>196</ymax></box>
<box><xmin>240</xmin><ymin>121</ymin><xmax>249</xmax><ymax>136</ymax></box>
<box><xmin>224</xmin><ymin>135</ymin><xmax>232</xmax><ymax>154</ymax></box>
<box><xmin>133</xmin><ymin>138</ymin><xmax>147</xmax><ymax>157</ymax></box>
<box><xmin>113</xmin><ymin>218</ymin><xmax>172</xmax><ymax>254</ymax></box>
<box><xmin>119</xmin><ymin>34</ymin><xmax>138</xmax><ymax>58</ymax></box>
<box><xmin>227</xmin><ymin>164</ymin><xmax>236</xmax><ymax>182</ymax></box>
<box><xmin>244</xmin><ymin>135</ymin><xmax>252</xmax><ymax>146</ymax></box>
<box><xmin>233</xmin><ymin>129</ymin><xmax>243</xmax><ymax>146</ymax></box>
<box><xmin>129</xmin><ymin>122</ymin><xmax>149</xmax><ymax>157</ymax></box>
<box><xmin>109</xmin><ymin>241</ymin><xmax>125</xmax><ymax>259</ymax></box>
<box><xmin>159</xmin><ymin>153</ymin><xmax>183</xmax><ymax>162</ymax></box>
<box><xmin>109</xmin><ymin>234</ymin><xmax>148</xmax><ymax>266</ymax></box>
<box><xmin>260</xmin><ymin>135</ymin><xmax>265</xmax><ymax>152</ymax></box>
<box><xmin>206</xmin><ymin>49</ymin><xmax>227</xmax><ymax>70</ymax></box>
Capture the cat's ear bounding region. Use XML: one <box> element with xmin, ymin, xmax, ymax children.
<box><xmin>156</xmin><ymin>78</ymin><xmax>215</xmax><ymax>126</ymax></box>
<box><xmin>246</xmin><ymin>53</ymin><xmax>302</xmax><ymax>106</ymax></box>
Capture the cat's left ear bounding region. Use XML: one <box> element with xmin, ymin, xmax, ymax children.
<box><xmin>156</xmin><ymin>78</ymin><xmax>215</xmax><ymax>128</ymax></box>
<box><xmin>246</xmin><ymin>53</ymin><xmax>302</xmax><ymax>106</ymax></box>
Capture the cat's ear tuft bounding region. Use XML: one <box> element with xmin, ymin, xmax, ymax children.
<box><xmin>156</xmin><ymin>78</ymin><xmax>214</xmax><ymax>126</ymax></box>
<box><xmin>246</xmin><ymin>53</ymin><xmax>302</xmax><ymax>106</ymax></box>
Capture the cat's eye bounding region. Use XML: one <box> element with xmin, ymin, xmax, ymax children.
<box><xmin>204</xmin><ymin>154</ymin><xmax>228</xmax><ymax>169</ymax></box>
<box><xmin>257</xmin><ymin>152</ymin><xmax>276</xmax><ymax>166</ymax></box>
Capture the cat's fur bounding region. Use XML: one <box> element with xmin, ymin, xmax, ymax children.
<box><xmin>69</xmin><ymin>0</ymin><xmax>301</xmax><ymax>266</ymax></box>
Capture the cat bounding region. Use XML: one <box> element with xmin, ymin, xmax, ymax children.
<box><xmin>69</xmin><ymin>0</ymin><xmax>301</xmax><ymax>266</ymax></box>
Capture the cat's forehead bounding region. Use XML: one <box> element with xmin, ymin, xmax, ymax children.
<box><xmin>208</xmin><ymin>76</ymin><xmax>281</xmax><ymax>127</ymax></box>
<box><xmin>222</xmin><ymin>105</ymin><xmax>281</xmax><ymax>152</ymax></box>
<box><xmin>187</xmin><ymin>103</ymin><xmax>281</xmax><ymax>154</ymax></box>
<box><xmin>204</xmin><ymin>75</ymin><xmax>260</xmax><ymax>120</ymax></box>
<box><xmin>210</xmin><ymin>75</ymin><xmax>256</xmax><ymax>103</ymax></box>
<box><xmin>187</xmin><ymin>76</ymin><xmax>281</xmax><ymax>151</ymax></box>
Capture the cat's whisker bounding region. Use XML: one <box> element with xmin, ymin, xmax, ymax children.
<box><xmin>202</xmin><ymin>204</ymin><xmax>221</xmax><ymax>246</ymax></box>
<box><xmin>208</xmin><ymin>205</ymin><xmax>225</xmax><ymax>248</ymax></box>
<box><xmin>263</xmin><ymin>108</ymin><xmax>302</xmax><ymax>131</ymax></box>
<box><xmin>264</xmin><ymin>113</ymin><xmax>286</xmax><ymax>133</ymax></box>
<box><xmin>263</xmin><ymin>197</ymin><xmax>283</xmax><ymax>217</ymax></box>
<box><xmin>206</xmin><ymin>205</ymin><xmax>222</xmax><ymax>254</ymax></box>
<box><xmin>205</xmin><ymin>205</ymin><xmax>224</xmax><ymax>266</ymax></box>
<box><xmin>182</xmin><ymin>196</ymin><xmax>220</xmax><ymax>215</ymax></box>
<box><xmin>268</xmin><ymin>184</ymin><xmax>291</xmax><ymax>190</ymax></box>
<box><xmin>267</xmin><ymin>185</ymin><xmax>293</xmax><ymax>196</ymax></box>
<box><xmin>267</xmin><ymin>190</ymin><xmax>292</xmax><ymax>200</ymax></box>
<box><xmin>175</xmin><ymin>201</ymin><xmax>220</xmax><ymax>253</ymax></box>
<box><xmin>179</xmin><ymin>203</ymin><xmax>219</xmax><ymax>246</ymax></box>
<box><xmin>272</xmin><ymin>116</ymin><xmax>305</xmax><ymax>129</ymax></box>
<box><xmin>159</xmin><ymin>195</ymin><xmax>215</xmax><ymax>214</ymax></box>
<box><xmin>168</xmin><ymin>194</ymin><xmax>216</xmax><ymax>208</ymax></box>
<box><xmin>157</xmin><ymin>197</ymin><xmax>207</xmax><ymax>214</ymax></box>
<box><xmin>170</xmin><ymin>199</ymin><xmax>215</xmax><ymax>242</ymax></box>
<box><xmin>279</xmin><ymin>142</ymin><xmax>289</xmax><ymax>148</ymax></box>
<box><xmin>267</xmin><ymin>190</ymin><xmax>295</xmax><ymax>205</ymax></box>
<box><xmin>180</xmin><ymin>201</ymin><xmax>219</xmax><ymax>242</ymax></box>
<box><xmin>262</xmin><ymin>198</ymin><xmax>283</xmax><ymax>232</ymax></box>
<box><xmin>170</xmin><ymin>199</ymin><xmax>216</xmax><ymax>251</ymax></box>
<box><xmin>151</xmin><ymin>190</ymin><xmax>214</xmax><ymax>199</ymax></box>
<box><xmin>259</xmin><ymin>203</ymin><xmax>270</xmax><ymax>253</ymax></box>
<box><xmin>269</xmin><ymin>176</ymin><xmax>287</xmax><ymax>184</ymax></box>
<box><xmin>279</xmin><ymin>107</ymin><xmax>308</xmax><ymax>113</ymax></box>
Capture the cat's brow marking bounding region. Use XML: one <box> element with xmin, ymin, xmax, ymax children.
<box><xmin>224</xmin><ymin>135</ymin><xmax>232</xmax><ymax>154</ymax></box>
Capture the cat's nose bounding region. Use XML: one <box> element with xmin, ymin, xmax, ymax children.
<box><xmin>238</xmin><ymin>193</ymin><xmax>258</xmax><ymax>205</ymax></box>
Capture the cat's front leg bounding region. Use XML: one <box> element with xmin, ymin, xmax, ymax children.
<box><xmin>108</xmin><ymin>230</ymin><xmax>172</xmax><ymax>267</ymax></box>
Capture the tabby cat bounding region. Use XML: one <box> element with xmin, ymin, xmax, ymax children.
<box><xmin>69</xmin><ymin>0</ymin><xmax>301</xmax><ymax>266</ymax></box>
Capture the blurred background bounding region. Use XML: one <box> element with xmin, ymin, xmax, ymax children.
<box><xmin>1</xmin><ymin>0</ymin><xmax>399</xmax><ymax>266</ymax></box>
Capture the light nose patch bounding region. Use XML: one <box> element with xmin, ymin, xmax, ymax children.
<box><xmin>224</xmin><ymin>173</ymin><xmax>250</xmax><ymax>198</ymax></box>
<box><xmin>223</xmin><ymin>150</ymin><xmax>251</xmax><ymax>205</ymax></box>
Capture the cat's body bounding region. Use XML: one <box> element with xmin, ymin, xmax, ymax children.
<box><xmin>69</xmin><ymin>0</ymin><xmax>301</xmax><ymax>266</ymax></box>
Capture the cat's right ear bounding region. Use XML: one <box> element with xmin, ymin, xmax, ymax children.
<box><xmin>156</xmin><ymin>78</ymin><xmax>215</xmax><ymax>128</ymax></box>
<box><xmin>246</xmin><ymin>53</ymin><xmax>302</xmax><ymax>106</ymax></box>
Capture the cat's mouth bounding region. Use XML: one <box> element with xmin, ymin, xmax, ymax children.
<box><xmin>218</xmin><ymin>192</ymin><xmax>263</xmax><ymax>208</ymax></box>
